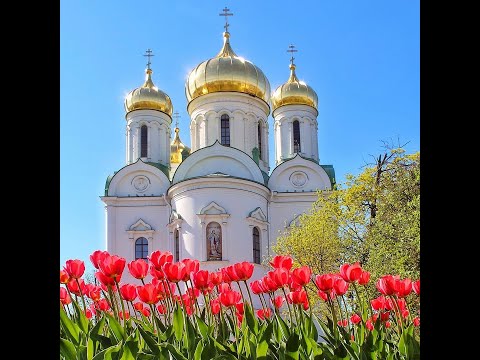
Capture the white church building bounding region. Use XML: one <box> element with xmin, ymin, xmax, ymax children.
<box><xmin>100</xmin><ymin>16</ymin><xmax>335</xmax><ymax>285</ymax></box>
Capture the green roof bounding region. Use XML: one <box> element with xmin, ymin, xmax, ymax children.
<box><xmin>261</xmin><ymin>170</ymin><xmax>269</xmax><ymax>186</ymax></box>
<box><xmin>320</xmin><ymin>164</ymin><xmax>336</xmax><ymax>186</ymax></box>
<box><xmin>145</xmin><ymin>162</ymin><xmax>170</xmax><ymax>178</ymax></box>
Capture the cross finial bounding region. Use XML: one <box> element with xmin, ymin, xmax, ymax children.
<box><xmin>287</xmin><ymin>44</ymin><xmax>298</xmax><ymax>65</ymax></box>
<box><xmin>173</xmin><ymin>111</ymin><xmax>180</xmax><ymax>128</ymax></box>
<box><xmin>143</xmin><ymin>49</ymin><xmax>154</xmax><ymax>70</ymax></box>
<box><xmin>219</xmin><ymin>7</ymin><xmax>233</xmax><ymax>32</ymax></box>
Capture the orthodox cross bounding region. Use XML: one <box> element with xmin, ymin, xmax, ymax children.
<box><xmin>173</xmin><ymin>112</ymin><xmax>180</xmax><ymax>128</ymax></box>
<box><xmin>219</xmin><ymin>7</ymin><xmax>233</xmax><ymax>32</ymax></box>
<box><xmin>143</xmin><ymin>49</ymin><xmax>154</xmax><ymax>69</ymax></box>
<box><xmin>287</xmin><ymin>44</ymin><xmax>298</xmax><ymax>65</ymax></box>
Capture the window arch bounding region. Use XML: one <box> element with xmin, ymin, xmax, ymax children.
<box><xmin>221</xmin><ymin>115</ymin><xmax>230</xmax><ymax>146</ymax></box>
<box><xmin>206</xmin><ymin>222</ymin><xmax>222</xmax><ymax>260</ymax></box>
<box><xmin>258</xmin><ymin>122</ymin><xmax>262</xmax><ymax>160</ymax></box>
<box><xmin>135</xmin><ymin>237</ymin><xmax>148</xmax><ymax>260</ymax></box>
<box><xmin>253</xmin><ymin>227</ymin><xmax>260</xmax><ymax>264</ymax></box>
<box><xmin>174</xmin><ymin>229</ymin><xmax>180</xmax><ymax>262</ymax></box>
<box><xmin>140</xmin><ymin>125</ymin><xmax>148</xmax><ymax>158</ymax></box>
<box><xmin>293</xmin><ymin>120</ymin><xmax>301</xmax><ymax>153</ymax></box>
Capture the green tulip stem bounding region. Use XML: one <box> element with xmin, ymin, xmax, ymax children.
<box><xmin>352</xmin><ymin>282</ymin><xmax>364</xmax><ymax>320</ymax></box>
<box><xmin>236</xmin><ymin>281</ymin><xmax>246</xmax><ymax>305</ymax></box>
<box><xmin>303</xmin><ymin>285</ymin><xmax>313</xmax><ymax>318</ymax></box>
<box><xmin>75</xmin><ymin>278</ymin><xmax>88</xmax><ymax>315</ymax></box>
<box><xmin>107</xmin><ymin>285</ymin><xmax>120</xmax><ymax>321</ymax></box>
<box><xmin>114</xmin><ymin>279</ymin><xmax>127</xmax><ymax>327</ymax></box>
<box><xmin>281</xmin><ymin>287</ymin><xmax>295</xmax><ymax>325</ymax></box>
<box><xmin>341</xmin><ymin>295</ymin><xmax>352</xmax><ymax>334</ymax></box>
<box><xmin>243</xmin><ymin>280</ymin><xmax>254</xmax><ymax>307</ymax></box>
<box><xmin>64</xmin><ymin>286</ymin><xmax>77</xmax><ymax>321</ymax></box>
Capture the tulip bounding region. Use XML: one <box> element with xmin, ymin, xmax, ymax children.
<box><xmin>219</xmin><ymin>290</ymin><xmax>242</xmax><ymax>307</ymax></box>
<box><xmin>217</xmin><ymin>283</ymin><xmax>231</xmax><ymax>293</ymax></box>
<box><xmin>257</xmin><ymin>308</ymin><xmax>272</xmax><ymax>320</ymax></box>
<box><xmin>315</xmin><ymin>274</ymin><xmax>335</xmax><ymax>292</ymax></box>
<box><xmin>337</xmin><ymin>319</ymin><xmax>348</xmax><ymax>327</ymax></box>
<box><xmin>233</xmin><ymin>261</ymin><xmax>254</xmax><ymax>281</ymax></box>
<box><xmin>97</xmin><ymin>298</ymin><xmax>110</xmax><ymax>311</ymax></box>
<box><xmin>381</xmin><ymin>311</ymin><xmax>390</xmax><ymax>322</ymax></box>
<box><xmin>397</xmin><ymin>298</ymin><xmax>406</xmax><ymax>311</ymax></box>
<box><xmin>224</xmin><ymin>265</ymin><xmax>240</xmax><ymax>282</ymax></box>
<box><xmin>182</xmin><ymin>258</ymin><xmax>199</xmax><ymax>274</ymax></box>
<box><xmin>60</xmin><ymin>287</ymin><xmax>71</xmax><ymax>305</ymax></box>
<box><xmin>67</xmin><ymin>278</ymin><xmax>85</xmax><ymax>296</ymax></box>
<box><xmin>63</xmin><ymin>259</ymin><xmax>85</xmax><ymax>279</ymax></box>
<box><xmin>98</xmin><ymin>255</ymin><xmax>126</xmax><ymax>280</ymax></box>
<box><xmin>317</xmin><ymin>289</ymin><xmax>333</xmax><ymax>301</ymax></box>
<box><xmin>133</xmin><ymin>302</ymin><xmax>144</xmax><ymax>311</ymax></box>
<box><xmin>120</xmin><ymin>284</ymin><xmax>137</xmax><ymax>302</ymax></box>
<box><xmin>187</xmin><ymin>287</ymin><xmax>200</xmax><ymax>299</ymax></box>
<box><xmin>396</xmin><ymin>278</ymin><xmax>412</xmax><ymax>298</ymax></box>
<box><xmin>235</xmin><ymin>302</ymin><xmax>244</xmax><ymax>315</ymax></box>
<box><xmin>141</xmin><ymin>307</ymin><xmax>151</xmax><ymax>317</ymax></box>
<box><xmin>287</xmin><ymin>289</ymin><xmax>307</xmax><ymax>304</ymax></box>
<box><xmin>413</xmin><ymin>279</ymin><xmax>420</xmax><ymax>295</ymax></box>
<box><xmin>385</xmin><ymin>321</ymin><xmax>391</xmax><ymax>328</ymax></box>
<box><xmin>333</xmin><ymin>277</ymin><xmax>349</xmax><ymax>296</ymax></box>
<box><xmin>193</xmin><ymin>270</ymin><xmax>210</xmax><ymax>291</ymax></box>
<box><xmin>262</xmin><ymin>275</ymin><xmax>279</xmax><ymax>292</ymax></box>
<box><xmin>60</xmin><ymin>270</ymin><xmax>70</xmax><ymax>284</ymax></box>
<box><xmin>268</xmin><ymin>268</ymin><xmax>290</xmax><ymax>288</ymax></box>
<box><xmin>402</xmin><ymin>310</ymin><xmax>410</xmax><ymax>319</ymax></box>
<box><xmin>137</xmin><ymin>284</ymin><xmax>159</xmax><ymax>304</ymax></box>
<box><xmin>371</xmin><ymin>296</ymin><xmax>387</xmax><ymax>311</ymax></box>
<box><xmin>210</xmin><ymin>271</ymin><xmax>223</xmax><ymax>286</ymax></box>
<box><xmin>149</xmin><ymin>251</ymin><xmax>173</xmax><ymax>270</ymax></box>
<box><xmin>291</xmin><ymin>266</ymin><xmax>312</xmax><ymax>286</ymax></box>
<box><xmin>157</xmin><ymin>304</ymin><xmax>166</xmax><ymax>314</ymax></box>
<box><xmin>163</xmin><ymin>262</ymin><xmax>187</xmax><ymax>283</ymax></box>
<box><xmin>366</xmin><ymin>319</ymin><xmax>374</xmax><ymax>331</ymax></box>
<box><xmin>90</xmin><ymin>250</ymin><xmax>109</xmax><ymax>269</ymax></box>
<box><xmin>250</xmin><ymin>280</ymin><xmax>265</xmax><ymax>294</ymax></box>
<box><xmin>413</xmin><ymin>317</ymin><xmax>420</xmax><ymax>327</ymax></box>
<box><xmin>210</xmin><ymin>299</ymin><xmax>221</xmax><ymax>315</ymax></box>
<box><xmin>376</xmin><ymin>275</ymin><xmax>399</xmax><ymax>296</ymax></box>
<box><xmin>358</xmin><ymin>271</ymin><xmax>371</xmax><ymax>285</ymax></box>
<box><xmin>273</xmin><ymin>296</ymin><xmax>285</xmax><ymax>309</ymax></box>
<box><xmin>149</xmin><ymin>265</ymin><xmax>165</xmax><ymax>280</ymax></box>
<box><xmin>350</xmin><ymin>313</ymin><xmax>361</xmax><ymax>325</ymax></box>
<box><xmin>85</xmin><ymin>309</ymin><xmax>93</xmax><ymax>319</ymax></box>
<box><xmin>119</xmin><ymin>311</ymin><xmax>130</xmax><ymax>320</ymax></box>
<box><xmin>128</xmin><ymin>259</ymin><xmax>149</xmax><ymax>279</ymax></box>
<box><xmin>339</xmin><ymin>262</ymin><xmax>363</xmax><ymax>283</ymax></box>
<box><xmin>85</xmin><ymin>284</ymin><xmax>102</xmax><ymax>302</ymax></box>
<box><xmin>270</xmin><ymin>255</ymin><xmax>293</xmax><ymax>270</ymax></box>
<box><xmin>95</xmin><ymin>271</ymin><xmax>117</xmax><ymax>287</ymax></box>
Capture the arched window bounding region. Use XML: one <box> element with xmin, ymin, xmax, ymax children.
<box><xmin>258</xmin><ymin>122</ymin><xmax>262</xmax><ymax>160</ymax></box>
<box><xmin>135</xmin><ymin>237</ymin><xmax>148</xmax><ymax>260</ymax></box>
<box><xmin>221</xmin><ymin>115</ymin><xmax>230</xmax><ymax>146</ymax></box>
<box><xmin>293</xmin><ymin>120</ymin><xmax>301</xmax><ymax>153</ymax></box>
<box><xmin>174</xmin><ymin>229</ymin><xmax>180</xmax><ymax>262</ymax></box>
<box><xmin>140</xmin><ymin>125</ymin><xmax>148</xmax><ymax>158</ymax></box>
<box><xmin>253</xmin><ymin>227</ymin><xmax>260</xmax><ymax>264</ymax></box>
<box><xmin>206</xmin><ymin>222</ymin><xmax>222</xmax><ymax>260</ymax></box>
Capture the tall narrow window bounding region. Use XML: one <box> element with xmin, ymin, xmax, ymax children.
<box><xmin>140</xmin><ymin>125</ymin><xmax>148</xmax><ymax>158</ymax></box>
<box><xmin>253</xmin><ymin>227</ymin><xmax>260</xmax><ymax>264</ymax></box>
<box><xmin>221</xmin><ymin>115</ymin><xmax>230</xmax><ymax>146</ymax></box>
<box><xmin>293</xmin><ymin>120</ymin><xmax>301</xmax><ymax>153</ymax></box>
<box><xmin>258</xmin><ymin>122</ymin><xmax>262</xmax><ymax>160</ymax></box>
<box><xmin>174</xmin><ymin>229</ymin><xmax>180</xmax><ymax>262</ymax></box>
<box><xmin>135</xmin><ymin>237</ymin><xmax>148</xmax><ymax>260</ymax></box>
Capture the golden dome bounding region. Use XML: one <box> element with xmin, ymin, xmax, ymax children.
<box><xmin>124</xmin><ymin>68</ymin><xmax>173</xmax><ymax>116</ymax></box>
<box><xmin>185</xmin><ymin>31</ymin><xmax>271</xmax><ymax>105</ymax></box>
<box><xmin>170</xmin><ymin>127</ymin><xmax>191</xmax><ymax>164</ymax></box>
<box><xmin>271</xmin><ymin>63</ymin><xmax>318</xmax><ymax>112</ymax></box>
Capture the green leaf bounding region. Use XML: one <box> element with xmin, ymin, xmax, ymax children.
<box><xmin>285</xmin><ymin>332</ymin><xmax>300</xmax><ymax>360</ymax></box>
<box><xmin>256</xmin><ymin>340</ymin><xmax>268</xmax><ymax>358</ymax></box>
<box><xmin>173</xmin><ymin>305</ymin><xmax>184</xmax><ymax>342</ymax></box>
<box><xmin>165</xmin><ymin>343</ymin><xmax>188</xmax><ymax>360</ymax></box>
<box><xmin>136</xmin><ymin>353</ymin><xmax>157</xmax><ymax>360</ymax></box>
<box><xmin>104</xmin><ymin>342</ymin><xmax>123</xmax><ymax>360</ymax></box>
<box><xmin>89</xmin><ymin>316</ymin><xmax>106</xmax><ymax>341</ymax></box>
<box><xmin>87</xmin><ymin>336</ymin><xmax>95</xmax><ymax>360</ymax></box>
<box><xmin>73</xmin><ymin>300</ymin><xmax>89</xmax><ymax>333</ymax></box>
<box><xmin>196</xmin><ymin>315</ymin><xmax>209</xmax><ymax>339</ymax></box>
<box><xmin>245</xmin><ymin>302</ymin><xmax>259</xmax><ymax>335</ymax></box>
<box><xmin>137</xmin><ymin>325</ymin><xmax>160</xmax><ymax>355</ymax></box>
<box><xmin>60</xmin><ymin>308</ymin><xmax>81</xmax><ymax>345</ymax></box>
<box><xmin>194</xmin><ymin>340</ymin><xmax>203</xmax><ymax>360</ymax></box>
<box><xmin>104</xmin><ymin>312</ymin><xmax>126</xmax><ymax>342</ymax></box>
<box><xmin>276</xmin><ymin>314</ymin><xmax>291</xmax><ymax>339</ymax></box>
<box><xmin>60</xmin><ymin>338</ymin><xmax>77</xmax><ymax>360</ymax></box>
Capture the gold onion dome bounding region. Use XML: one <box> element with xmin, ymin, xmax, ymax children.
<box><xmin>170</xmin><ymin>127</ymin><xmax>190</xmax><ymax>164</ymax></box>
<box><xmin>271</xmin><ymin>62</ymin><xmax>318</xmax><ymax>112</ymax></box>
<box><xmin>124</xmin><ymin>68</ymin><xmax>173</xmax><ymax>116</ymax></box>
<box><xmin>185</xmin><ymin>31</ymin><xmax>271</xmax><ymax>104</ymax></box>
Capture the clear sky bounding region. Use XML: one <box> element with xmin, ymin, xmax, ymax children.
<box><xmin>60</xmin><ymin>0</ymin><xmax>419</xmax><ymax>271</ymax></box>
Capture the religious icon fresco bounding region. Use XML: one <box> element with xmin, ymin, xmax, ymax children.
<box><xmin>206</xmin><ymin>221</ymin><xmax>222</xmax><ymax>260</ymax></box>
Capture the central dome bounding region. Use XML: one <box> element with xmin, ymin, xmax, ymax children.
<box><xmin>185</xmin><ymin>31</ymin><xmax>271</xmax><ymax>105</ymax></box>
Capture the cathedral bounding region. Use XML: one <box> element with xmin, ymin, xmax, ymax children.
<box><xmin>100</xmin><ymin>11</ymin><xmax>335</xmax><ymax>285</ymax></box>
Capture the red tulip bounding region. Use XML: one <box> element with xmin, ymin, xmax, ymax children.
<box><xmin>236</xmin><ymin>313</ymin><xmax>243</xmax><ymax>324</ymax></box>
<box><xmin>402</xmin><ymin>310</ymin><xmax>410</xmax><ymax>319</ymax></box>
<box><xmin>302</xmin><ymin>299</ymin><xmax>309</xmax><ymax>310</ymax></box>
<box><xmin>219</xmin><ymin>290</ymin><xmax>242</xmax><ymax>307</ymax></box>
<box><xmin>85</xmin><ymin>284</ymin><xmax>102</xmax><ymax>302</ymax></box>
<box><xmin>163</xmin><ymin>262</ymin><xmax>187</xmax><ymax>283</ymax></box>
<box><xmin>210</xmin><ymin>299</ymin><xmax>221</xmax><ymax>315</ymax></box>
<box><xmin>333</xmin><ymin>278</ymin><xmax>349</xmax><ymax>296</ymax></box>
<box><xmin>63</xmin><ymin>259</ymin><xmax>85</xmax><ymax>279</ymax></box>
<box><xmin>221</xmin><ymin>268</ymin><xmax>233</xmax><ymax>283</ymax></box>
<box><xmin>315</xmin><ymin>274</ymin><xmax>335</xmax><ymax>292</ymax></box>
<box><xmin>338</xmin><ymin>319</ymin><xmax>348</xmax><ymax>327</ymax></box>
<box><xmin>90</xmin><ymin>250</ymin><xmax>109</xmax><ymax>269</ymax></box>
<box><xmin>60</xmin><ymin>270</ymin><xmax>70</xmax><ymax>284</ymax></box>
<box><xmin>95</xmin><ymin>271</ymin><xmax>117</xmax><ymax>287</ymax></box>
<box><xmin>60</xmin><ymin>287</ymin><xmax>71</xmax><ymax>305</ymax></box>
<box><xmin>128</xmin><ymin>259</ymin><xmax>149</xmax><ymax>279</ymax></box>
<box><xmin>120</xmin><ymin>284</ymin><xmax>138</xmax><ymax>302</ymax></box>
<box><xmin>257</xmin><ymin>308</ymin><xmax>272</xmax><ymax>320</ymax></box>
<box><xmin>235</xmin><ymin>302</ymin><xmax>244</xmax><ymax>315</ymax></box>
<box><xmin>413</xmin><ymin>317</ymin><xmax>420</xmax><ymax>327</ymax></box>
<box><xmin>291</xmin><ymin>266</ymin><xmax>312</xmax><ymax>286</ymax></box>
<box><xmin>225</xmin><ymin>265</ymin><xmax>240</xmax><ymax>282</ymax></box>
<box><xmin>133</xmin><ymin>302</ymin><xmax>144</xmax><ymax>311</ymax></box>
<box><xmin>385</xmin><ymin>321</ymin><xmax>391</xmax><ymax>328</ymax></box>
<box><xmin>89</xmin><ymin>304</ymin><xmax>97</xmax><ymax>316</ymax></box>
<box><xmin>270</xmin><ymin>255</ymin><xmax>293</xmax><ymax>270</ymax></box>
<box><xmin>397</xmin><ymin>298</ymin><xmax>407</xmax><ymax>311</ymax></box>
<box><xmin>371</xmin><ymin>296</ymin><xmax>387</xmax><ymax>311</ymax></box>
<box><xmin>339</xmin><ymin>263</ymin><xmax>362</xmax><ymax>283</ymax></box>
<box><xmin>262</xmin><ymin>275</ymin><xmax>279</xmax><ymax>292</ymax></box>
<box><xmin>413</xmin><ymin>279</ymin><xmax>420</xmax><ymax>295</ymax></box>
<box><xmin>97</xmin><ymin>298</ymin><xmax>110</xmax><ymax>311</ymax></box>
<box><xmin>137</xmin><ymin>284</ymin><xmax>159</xmax><ymax>304</ymax></box>
<box><xmin>289</xmin><ymin>277</ymin><xmax>303</xmax><ymax>292</ymax></box>
<box><xmin>396</xmin><ymin>278</ymin><xmax>412</xmax><ymax>297</ymax></box>
<box><xmin>217</xmin><ymin>283</ymin><xmax>231</xmax><ymax>293</ymax></box>
<box><xmin>376</xmin><ymin>275</ymin><xmax>399</xmax><ymax>295</ymax></box>
<box><xmin>358</xmin><ymin>271</ymin><xmax>371</xmax><ymax>285</ymax></box>
<box><xmin>233</xmin><ymin>262</ymin><xmax>254</xmax><ymax>281</ymax></box>
<box><xmin>119</xmin><ymin>311</ymin><xmax>130</xmax><ymax>320</ymax></box>
<box><xmin>193</xmin><ymin>270</ymin><xmax>210</xmax><ymax>291</ymax></box>
<box><xmin>287</xmin><ymin>289</ymin><xmax>307</xmax><ymax>305</ymax></box>
<box><xmin>67</xmin><ymin>278</ymin><xmax>85</xmax><ymax>296</ymax></box>
<box><xmin>141</xmin><ymin>307</ymin><xmax>151</xmax><ymax>317</ymax></box>
<box><xmin>182</xmin><ymin>258</ymin><xmax>200</xmax><ymax>275</ymax></box>
<box><xmin>366</xmin><ymin>319</ymin><xmax>374</xmax><ymax>331</ymax></box>
<box><xmin>98</xmin><ymin>255</ymin><xmax>126</xmax><ymax>280</ymax></box>
<box><xmin>273</xmin><ymin>296</ymin><xmax>285</xmax><ymax>309</ymax></box>
<box><xmin>210</xmin><ymin>271</ymin><xmax>223</xmax><ymax>286</ymax></box>
<box><xmin>149</xmin><ymin>251</ymin><xmax>173</xmax><ymax>270</ymax></box>
<box><xmin>250</xmin><ymin>280</ymin><xmax>265</xmax><ymax>294</ymax></box>
<box><xmin>350</xmin><ymin>313</ymin><xmax>361</xmax><ymax>325</ymax></box>
<box><xmin>372</xmin><ymin>313</ymin><xmax>379</xmax><ymax>322</ymax></box>
<box><xmin>317</xmin><ymin>290</ymin><xmax>329</xmax><ymax>301</ymax></box>
<box><xmin>381</xmin><ymin>311</ymin><xmax>390</xmax><ymax>322</ymax></box>
<box><xmin>85</xmin><ymin>309</ymin><xmax>93</xmax><ymax>319</ymax></box>
<box><xmin>150</xmin><ymin>265</ymin><xmax>165</xmax><ymax>280</ymax></box>
<box><xmin>268</xmin><ymin>268</ymin><xmax>290</xmax><ymax>288</ymax></box>
<box><xmin>187</xmin><ymin>288</ymin><xmax>200</xmax><ymax>299</ymax></box>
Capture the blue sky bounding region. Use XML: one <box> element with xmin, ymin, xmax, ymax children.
<box><xmin>60</xmin><ymin>0</ymin><xmax>419</xmax><ymax>271</ymax></box>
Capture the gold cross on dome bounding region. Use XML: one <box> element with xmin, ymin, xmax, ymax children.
<box><xmin>287</xmin><ymin>44</ymin><xmax>298</xmax><ymax>65</ymax></box>
<box><xmin>143</xmin><ymin>49</ymin><xmax>154</xmax><ymax>69</ymax></box>
<box><xmin>219</xmin><ymin>7</ymin><xmax>233</xmax><ymax>32</ymax></box>
<box><xmin>173</xmin><ymin>112</ymin><xmax>180</xmax><ymax>128</ymax></box>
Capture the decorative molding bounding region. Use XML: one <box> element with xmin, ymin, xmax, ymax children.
<box><xmin>199</xmin><ymin>201</ymin><xmax>228</xmax><ymax>216</ymax></box>
<box><xmin>126</xmin><ymin>218</ymin><xmax>154</xmax><ymax>240</ymax></box>
<box><xmin>167</xmin><ymin>210</ymin><xmax>184</xmax><ymax>231</ymax></box>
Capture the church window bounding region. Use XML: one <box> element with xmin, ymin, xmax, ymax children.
<box><xmin>206</xmin><ymin>222</ymin><xmax>222</xmax><ymax>260</ymax></box>
<box><xmin>174</xmin><ymin>229</ymin><xmax>180</xmax><ymax>262</ymax></box>
<box><xmin>135</xmin><ymin>237</ymin><xmax>148</xmax><ymax>260</ymax></box>
<box><xmin>253</xmin><ymin>227</ymin><xmax>260</xmax><ymax>264</ymax></box>
<box><xmin>141</xmin><ymin>125</ymin><xmax>148</xmax><ymax>157</ymax></box>
<box><xmin>258</xmin><ymin>122</ymin><xmax>262</xmax><ymax>160</ymax></box>
<box><xmin>221</xmin><ymin>115</ymin><xmax>230</xmax><ymax>146</ymax></box>
<box><xmin>293</xmin><ymin>120</ymin><xmax>301</xmax><ymax>153</ymax></box>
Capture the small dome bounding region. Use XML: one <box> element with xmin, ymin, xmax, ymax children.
<box><xmin>271</xmin><ymin>63</ymin><xmax>318</xmax><ymax>112</ymax></box>
<box><xmin>124</xmin><ymin>68</ymin><xmax>173</xmax><ymax>116</ymax></box>
<box><xmin>170</xmin><ymin>127</ymin><xmax>191</xmax><ymax>164</ymax></box>
<box><xmin>185</xmin><ymin>31</ymin><xmax>271</xmax><ymax>105</ymax></box>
